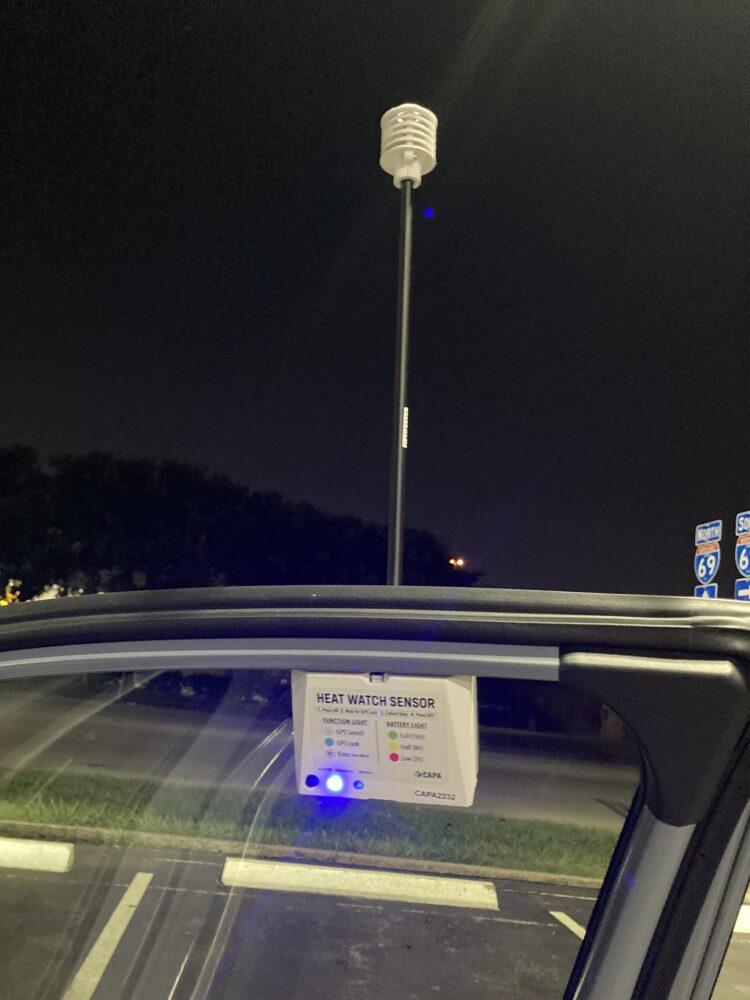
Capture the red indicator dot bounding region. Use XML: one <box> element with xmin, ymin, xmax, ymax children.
<box><xmin>389</xmin><ymin>752</ymin><xmax>400</xmax><ymax>762</ymax></box>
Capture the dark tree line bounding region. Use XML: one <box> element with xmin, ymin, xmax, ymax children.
<box><xmin>0</xmin><ymin>447</ymin><xmax>480</xmax><ymax>598</ymax></box>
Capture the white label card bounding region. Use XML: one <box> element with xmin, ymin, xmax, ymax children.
<box><xmin>292</xmin><ymin>672</ymin><xmax>477</xmax><ymax>807</ymax></box>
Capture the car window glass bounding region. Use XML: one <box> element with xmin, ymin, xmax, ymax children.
<box><xmin>711</xmin><ymin>885</ymin><xmax>750</xmax><ymax>999</ymax></box>
<box><xmin>0</xmin><ymin>664</ymin><xmax>642</xmax><ymax>999</ymax></box>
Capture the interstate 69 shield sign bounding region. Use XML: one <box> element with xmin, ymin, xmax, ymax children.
<box><xmin>734</xmin><ymin>512</ymin><xmax>750</xmax><ymax>583</ymax></box>
<box><xmin>736</xmin><ymin>535</ymin><xmax>750</xmax><ymax>578</ymax></box>
<box><xmin>695</xmin><ymin>542</ymin><xmax>720</xmax><ymax>585</ymax></box>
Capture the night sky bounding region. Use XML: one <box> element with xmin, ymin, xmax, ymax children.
<box><xmin>4</xmin><ymin>0</ymin><xmax>748</xmax><ymax>594</ymax></box>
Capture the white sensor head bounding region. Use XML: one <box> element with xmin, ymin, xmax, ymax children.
<box><xmin>380</xmin><ymin>104</ymin><xmax>437</xmax><ymax>189</ymax></box>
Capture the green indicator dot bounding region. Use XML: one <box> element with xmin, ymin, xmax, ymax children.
<box><xmin>388</xmin><ymin>730</ymin><xmax>398</xmax><ymax>740</ymax></box>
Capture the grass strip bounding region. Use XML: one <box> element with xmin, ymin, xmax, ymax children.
<box><xmin>0</xmin><ymin>769</ymin><xmax>617</xmax><ymax>878</ymax></box>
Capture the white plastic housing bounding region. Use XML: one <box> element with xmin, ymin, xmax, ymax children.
<box><xmin>380</xmin><ymin>104</ymin><xmax>438</xmax><ymax>189</ymax></box>
<box><xmin>292</xmin><ymin>671</ymin><xmax>477</xmax><ymax>807</ymax></box>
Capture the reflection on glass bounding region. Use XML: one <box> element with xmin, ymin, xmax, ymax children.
<box><xmin>0</xmin><ymin>668</ymin><xmax>641</xmax><ymax>1000</ymax></box>
<box><xmin>711</xmin><ymin>893</ymin><xmax>750</xmax><ymax>1000</ymax></box>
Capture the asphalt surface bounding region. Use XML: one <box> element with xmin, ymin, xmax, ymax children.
<box><xmin>0</xmin><ymin>843</ymin><xmax>593</xmax><ymax>1000</ymax></box>
<box><xmin>1</xmin><ymin>843</ymin><xmax>747</xmax><ymax>1000</ymax></box>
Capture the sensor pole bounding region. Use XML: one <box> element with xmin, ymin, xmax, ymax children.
<box><xmin>379</xmin><ymin>104</ymin><xmax>438</xmax><ymax>585</ymax></box>
<box><xmin>387</xmin><ymin>176</ymin><xmax>413</xmax><ymax>587</ymax></box>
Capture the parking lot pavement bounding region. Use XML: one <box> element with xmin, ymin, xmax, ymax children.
<box><xmin>0</xmin><ymin>843</ymin><xmax>593</xmax><ymax>1000</ymax></box>
<box><xmin>0</xmin><ymin>842</ymin><xmax>745</xmax><ymax>1000</ymax></box>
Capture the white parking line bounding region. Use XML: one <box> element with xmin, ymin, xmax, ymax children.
<box><xmin>151</xmin><ymin>857</ymin><xmax>223</xmax><ymax>867</ymax></box>
<box><xmin>0</xmin><ymin>836</ymin><xmax>74</xmax><ymax>873</ymax></box>
<box><xmin>550</xmin><ymin>910</ymin><xmax>586</xmax><ymax>940</ymax></box>
<box><xmin>62</xmin><ymin>872</ymin><xmax>154</xmax><ymax>1000</ymax></box>
<box><xmin>222</xmin><ymin>857</ymin><xmax>498</xmax><ymax>910</ymax></box>
<box><xmin>473</xmin><ymin>915</ymin><xmax>557</xmax><ymax>927</ymax></box>
<box><xmin>735</xmin><ymin>904</ymin><xmax>750</xmax><ymax>935</ymax></box>
<box><xmin>503</xmin><ymin>887</ymin><xmax>598</xmax><ymax>902</ymax></box>
<box><xmin>337</xmin><ymin>901</ymin><xmax>383</xmax><ymax>910</ymax></box>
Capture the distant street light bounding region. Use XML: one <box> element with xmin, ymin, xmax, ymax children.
<box><xmin>449</xmin><ymin>558</ymin><xmax>466</xmax><ymax>569</ymax></box>
<box><xmin>0</xmin><ymin>579</ymin><xmax>22</xmax><ymax>606</ymax></box>
<box><xmin>379</xmin><ymin>104</ymin><xmax>438</xmax><ymax>586</ymax></box>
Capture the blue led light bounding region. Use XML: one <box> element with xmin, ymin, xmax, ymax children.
<box><xmin>353</xmin><ymin>780</ymin><xmax>364</xmax><ymax>790</ymax></box>
<box><xmin>325</xmin><ymin>773</ymin><xmax>344</xmax><ymax>793</ymax></box>
<box><xmin>305</xmin><ymin>774</ymin><xmax>320</xmax><ymax>788</ymax></box>
<box><xmin>423</xmin><ymin>207</ymin><xmax>435</xmax><ymax>219</ymax></box>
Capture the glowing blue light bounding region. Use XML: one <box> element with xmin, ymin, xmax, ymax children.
<box><xmin>325</xmin><ymin>773</ymin><xmax>345</xmax><ymax>793</ymax></box>
<box><xmin>423</xmin><ymin>207</ymin><xmax>435</xmax><ymax>219</ymax></box>
<box><xmin>353</xmin><ymin>780</ymin><xmax>364</xmax><ymax>790</ymax></box>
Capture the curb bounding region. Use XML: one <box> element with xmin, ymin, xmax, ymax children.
<box><xmin>0</xmin><ymin>834</ymin><xmax>74</xmax><ymax>873</ymax></box>
<box><xmin>0</xmin><ymin>819</ymin><xmax>605</xmax><ymax>889</ymax></box>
